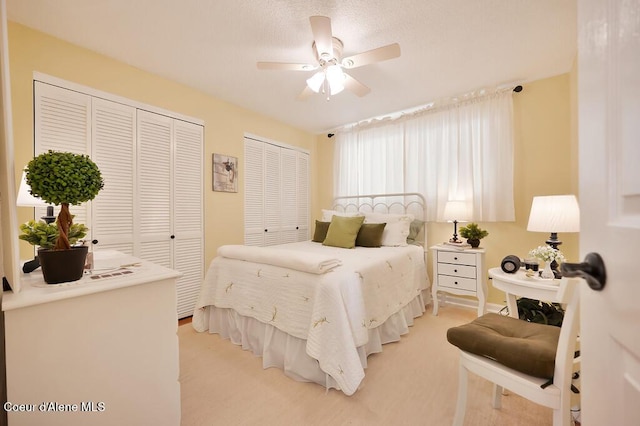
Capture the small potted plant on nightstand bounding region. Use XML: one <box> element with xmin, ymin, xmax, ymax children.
<box><xmin>23</xmin><ymin>150</ymin><xmax>103</xmax><ymax>284</ymax></box>
<box><xmin>458</xmin><ymin>222</ymin><xmax>488</xmax><ymax>248</ymax></box>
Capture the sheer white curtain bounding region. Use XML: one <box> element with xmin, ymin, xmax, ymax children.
<box><xmin>333</xmin><ymin>91</ymin><xmax>515</xmax><ymax>222</ymax></box>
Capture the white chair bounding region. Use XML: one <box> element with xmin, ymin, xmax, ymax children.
<box><xmin>448</xmin><ymin>277</ymin><xmax>580</xmax><ymax>426</ymax></box>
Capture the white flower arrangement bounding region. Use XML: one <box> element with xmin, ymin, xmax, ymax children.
<box><xmin>528</xmin><ymin>245</ymin><xmax>566</xmax><ymax>264</ymax></box>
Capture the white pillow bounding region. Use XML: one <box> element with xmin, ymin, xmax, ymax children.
<box><xmin>321</xmin><ymin>209</ymin><xmax>364</xmax><ymax>222</ymax></box>
<box><xmin>363</xmin><ymin>212</ymin><xmax>414</xmax><ymax>246</ymax></box>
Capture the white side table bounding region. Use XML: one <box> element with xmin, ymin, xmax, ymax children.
<box><xmin>431</xmin><ymin>244</ymin><xmax>486</xmax><ymax>316</ymax></box>
<box><xmin>488</xmin><ymin>267</ymin><xmax>564</xmax><ymax>318</ymax></box>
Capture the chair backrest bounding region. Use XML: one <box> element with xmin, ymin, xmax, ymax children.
<box><xmin>551</xmin><ymin>277</ymin><xmax>581</xmax><ymax>391</ymax></box>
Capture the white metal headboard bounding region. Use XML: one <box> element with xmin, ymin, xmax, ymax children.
<box><xmin>331</xmin><ymin>192</ymin><xmax>426</xmax><ymax>220</ymax></box>
<box><xmin>331</xmin><ymin>192</ymin><xmax>427</xmax><ymax>248</ymax></box>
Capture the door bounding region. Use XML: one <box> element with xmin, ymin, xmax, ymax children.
<box><xmin>173</xmin><ymin>120</ymin><xmax>204</xmax><ymax>318</ymax></box>
<box><xmin>244</xmin><ymin>137</ymin><xmax>265</xmax><ymax>246</ymax></box>
<box><xmin>578</xmin><ymin>0</ymin><xmax>640</xmax><ymax>424</ymax></box>
<box><xmin>91</xmin><ymin>98</ymin><xmax>136</xmax><ymax>254</ymax></box>
<box><xmin>136</xmin><ymin>110</ymin><xmax>173</xmax><ymax>267</ymax></box>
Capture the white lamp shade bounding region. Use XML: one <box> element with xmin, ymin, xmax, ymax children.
<box><xmin>306</xmin><ymin>71</ymin><xmax>325</xmax><ymax>93</ymax></box>
<box><xmin>527</xmin><ymin>195</ymin><xmax>580</xmax><ymax>232</ymax></box>
<box><xmin>16</xmin><ymin>171</ymin><xmax>48</xmax><ymax>207</ymax></box>
<box><xmin>443</xmin><ymin>200</ymin><xmax>472</xmax><ymax>222</ymax></box>
<box><xmin>326</xmin><ymin>65</ymin><xmax>345</xmax><ymax>95</ymax></box>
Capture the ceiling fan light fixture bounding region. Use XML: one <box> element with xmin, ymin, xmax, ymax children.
<box><xmin>306</xmin><ymin>71</ymin><xmax>325</xmax><ymax>93</ymax></box>
<box><xmin>326</xmin><ymin>65</ymin><xmax>346</xmax><ymax>95</ymax></box>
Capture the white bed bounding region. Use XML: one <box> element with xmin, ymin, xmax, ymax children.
<box><xmin>192</xmin><ymin>193</ymin><xmax>431</xmax><ymax>395</ymax></box>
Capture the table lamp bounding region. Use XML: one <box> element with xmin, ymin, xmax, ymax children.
<box><xmin>443</xmin><ymin>200</ymin><xmax>472</xmax><ymax>244</ymax></box>
<box><xmin>16</xmin><ymin>171</ymin><xmax>56</xmax><ymax>272</ymax></box>
<box><xmin>526</xmin><ymin>195</ymin><xmax>580</xmax><ymax>249</ymax></box>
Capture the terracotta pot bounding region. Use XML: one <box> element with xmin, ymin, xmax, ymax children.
<box><xmin>38</xmin><ymin>246</ymin><xmax>88</xmax><ymax>284</ymax></box>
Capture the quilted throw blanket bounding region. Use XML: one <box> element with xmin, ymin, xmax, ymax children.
<box><xmin>217</xmin><ymin>244</ymin><xmax>342</xmax><ymax>274</ymax></box>
<box><xmin>193</xmin><ymin>241</ymin><xmax>427</xmax><ymax>395</ymax></box>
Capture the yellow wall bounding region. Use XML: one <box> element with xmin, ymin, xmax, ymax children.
<box><xmin>316</xmin><ymin>73</ymin><xmax>579</xmax><ymax>306</ymax></box>
<box><xmin>8</xmin><ymin>22</ymin><xmax>319</xmax><ymax>266</ymax></box>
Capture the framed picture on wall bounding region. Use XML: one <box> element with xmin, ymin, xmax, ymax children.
<box><xmin>212</xmin><ymin>154</ymin><xmax>238</xmax><ymax>192</ymax></box>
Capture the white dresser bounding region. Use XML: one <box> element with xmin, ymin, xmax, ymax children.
<box><xmin>2</xmin><ymin>251</ymin><xmax>182</xmax><ymax>426</ymax></box>
<box><xmin>430</xmin><ymin>244</ymin><xmax>486</xmax><ymax>316</ymax></box>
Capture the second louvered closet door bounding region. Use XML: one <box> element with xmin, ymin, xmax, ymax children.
<box><xmin>137</xmin><ymin>111</ymin><xmax>173</xmax><ymax>267</ymax></box>
<box><xmin>91</xmin><ymin>98</ymin><xmax>136</xmax><ymax>254</ymax></box>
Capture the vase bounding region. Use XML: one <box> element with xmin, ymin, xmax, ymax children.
<box><xmin>540</xmin><ymin>261</ymin><xmax>555</xmax><ymax>279</ymax></box>
<box><xmin>38</xmin><ymin>246</ymin><xmax>88</xmax><ymax>284</ymax></box>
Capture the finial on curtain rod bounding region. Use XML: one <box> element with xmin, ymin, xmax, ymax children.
<box><xmin>513</xmin><ymin>85</ymin><xmax>523</xmax><ymax>93</ymax></box>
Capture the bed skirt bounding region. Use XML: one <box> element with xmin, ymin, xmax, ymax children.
<box><xmin>199</xmin><ymin>293</ymin><xmax>427</xmax><ymax>394</ymax></box>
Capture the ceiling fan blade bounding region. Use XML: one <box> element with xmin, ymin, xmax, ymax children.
<box><xmin>309</xmin><ymin>16</ymin><xmax>333</xmax><ymax>59</ymax></box>
<box><xmin>342</xmin><ymin>43</ymin><xmax>401</xmax><ymax>69</ymax></box>
<box><xmin>344</xmin><ymin>73</ymin><xmax>371</xmax><ymax>97</ymax></box>
<box><xmin>257</xmin><ymin>62</ymin><xmax>317</xmax><ymax>71</ymax></box>
<box><xmin>296</xmin><ymin>85</ymin><xmax>315</xmax><ymax>101</ymax></box>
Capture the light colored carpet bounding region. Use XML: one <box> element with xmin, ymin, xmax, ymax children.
<box><xmin>178</xmin><ymin>306</ymin><xmax>552</xmax><ymax>426</ymax></box>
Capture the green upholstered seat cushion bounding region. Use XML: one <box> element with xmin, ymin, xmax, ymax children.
<box><xmin>355</xmin><ymin>223</ymin><xmax>386</xmax><ymax>247</ymax></box>
<box><xmin>323</xmin><ymin>215</ymin><xmax>365</xmax><ymax>249</ymax></box>
<box><xmin>446</xmin><ymin>313</ymin><xmax>560</xmax><ymax>379</ymax></box>
<box><xmin>312</xmin><ymin>220</ymin><xmax>331</xmax><ymax>243</ymax></box>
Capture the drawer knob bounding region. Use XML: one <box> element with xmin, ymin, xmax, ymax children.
<box><xmin>454</xmin><ymin>257</ymin><xmax>458</xmax><ymax>260</ymax></box>
<box><xmin>454</xmin><ymin>269</ymin><xmax>458</xmax><ymax>273</ymax></box>
<box><xmin>454</xmin><ymin>281</ymin><xmax>458</xmax><ymax>285</ymax></box>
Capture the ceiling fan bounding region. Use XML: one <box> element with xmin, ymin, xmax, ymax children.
<box><xmin>257</xmin><ymin>16</ymin><xmax>401</xmax><ymax>100</ymax></box>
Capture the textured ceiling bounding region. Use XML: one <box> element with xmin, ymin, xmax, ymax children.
<box><xmin>7</xmin><ymin>0</ymin><xmax>576</xmax><ymax>134</ymax></box>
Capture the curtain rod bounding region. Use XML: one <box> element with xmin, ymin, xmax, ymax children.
<box><xmin>327</xmin><ymin>84</ymin><xmax>524</xmax><ymax>137</ymax></box>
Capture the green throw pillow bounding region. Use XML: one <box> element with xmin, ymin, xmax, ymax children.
<box><xmin>355</xmin><ymin>223</ymin><xmax>386</xmax><ymax>247</ymax></box>
<box><xmin>312</xmin><ymin>220</ymin><xmax>331</xmax><ymax>242</ymax></box>
<box><xmin>323</xmin><ymin>215</ymin><xmax>365</xmax><ymax>249</ymax></box>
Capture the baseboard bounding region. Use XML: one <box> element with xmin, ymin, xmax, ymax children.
<box><xmin>433</xmin><ymin>294</ymin><xmax>505</xmax><ymax>314</ymax></box>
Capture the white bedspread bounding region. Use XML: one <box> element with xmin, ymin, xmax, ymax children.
<box><xmin>193</xmin><ymin>241</ymin><xmax>428</xmax><ymax>395</ymax></box>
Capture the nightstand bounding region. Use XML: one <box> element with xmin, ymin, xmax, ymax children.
<box><xmin>431</xmin><ymin>244</ymin><xmax>486</xmax><ymax>316</ymax></box>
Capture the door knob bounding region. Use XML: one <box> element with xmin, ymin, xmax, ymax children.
<box><xmin>560</xmin><ymin>252</ymin><xmax>606</xmax><ymax>291</ymax></box>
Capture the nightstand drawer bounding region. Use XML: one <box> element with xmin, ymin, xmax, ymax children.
<box><xmin>437</xmin><ymin>274</ymin><xmax>476</xmax><ymax>292</ymax></box>
<box><xmin>438</xmin><ymin>263</ymin><xmax>476</xmax><ymax>279</ymax></box>
<box><xmin>437</xmin><ymin>251</ymin><xmax>477</xmax><ymax>266</ymax></box>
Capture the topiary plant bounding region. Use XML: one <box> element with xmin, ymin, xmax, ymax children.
<box><xmin>25</xmin><ymin>150</ymin><xmax>103</xmax><ymax>250</ymax></box>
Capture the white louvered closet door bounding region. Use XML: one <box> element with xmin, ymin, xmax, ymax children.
<box><xmin>136</xmin><ymin>110</ymin><xmax>173</xmax><ymax>268</ymax></box>
<box><xmin>244</xmin><ymin>138</ymin><xmax>265</xmax><ymax>246</ymax></box>
<box><xmin>263</xmin><ymin>143</ymin><xmax>282</xmax><ymax>246</ymax></box>
<box><xmin>34</xmin><ymin>82</ymin><xmax>91</xmax><ymax>227</ymax></box>
<box><xmin>296</xmin><ymin>151</ymin><xmax>310</xmax><ymax>241</ymax></box>
<box><xmin>91</xmin><ymin>98</ymin><xmax>136</xmax><ymax>254</ymax></box>
<box><xmin>279</xmin><ymin>148</ymin><xmax>298</xmax><ymax>244</ymax></box>
<box><xmin>173</xmin><ymin>120</ymin><xmax>204</xmax><ymax>318</ymax></box>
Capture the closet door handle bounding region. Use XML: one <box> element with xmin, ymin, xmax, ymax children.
<box><xmin>170</xmin><ymin>235</ymin><xmax>175</xmax><ymax>239</ymax></box>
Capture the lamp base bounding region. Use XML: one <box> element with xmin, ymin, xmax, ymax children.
<box><xmin>546</xmin><ymin>232</ymin><xmax>562</xmax><ymax>250</ymax></box>
<box><xmin>22</xmin><ymin>256</ymin><xmax>41</xmax><ymax>273</ymax></box>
